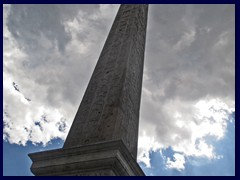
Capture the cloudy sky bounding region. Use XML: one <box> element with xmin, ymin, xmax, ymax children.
<box><xmin>3</xmin><ymin>4</ymin><xmax>235</xmax><ymax>176</ymax></box>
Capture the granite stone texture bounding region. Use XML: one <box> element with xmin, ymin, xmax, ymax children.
<box><xmin>29</xmin><ymin>4</ymin><xmax>148</xmax><ymax>176</ymax></box>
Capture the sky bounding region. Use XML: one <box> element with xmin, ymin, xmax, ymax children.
<box><xmin>3</xmin><ymin>4</ymin><xmax>235</xmax><ymax>176</ymax></box>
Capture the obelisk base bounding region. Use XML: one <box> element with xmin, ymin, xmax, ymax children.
<box><xmin>28</xmin><ymin>140</ymin><xmax>145</xmax><ymax>176</ymax></box>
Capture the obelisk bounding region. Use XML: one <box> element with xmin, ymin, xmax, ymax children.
<box><xmin>29</xmin><ymin>4</ymin><xmax>148</xmax><ymax>176</ymax></box>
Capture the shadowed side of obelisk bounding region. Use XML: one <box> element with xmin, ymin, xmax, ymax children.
<box><xmin>29</xmin><ymin>4</ymin><xmax>148</xmax><ymax>176</ymax></box>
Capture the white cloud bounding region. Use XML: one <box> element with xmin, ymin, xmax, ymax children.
<box><xmin>166</xmin><ymin>153</ymin><xmax>186</xmax><ymax>171</ymax></box>
<box><xmin>137</xmin><ymin>131</ymin><xmax>162</xmax><ymax>168</ymax></box>
<box><xmin>138</xmin><ymin>96</ymin><xmax>234</xmax><ymax>168</ymax></box>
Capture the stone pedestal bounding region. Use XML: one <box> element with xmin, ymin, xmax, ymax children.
<box><xmin>29</xmin><ymin>140</ymin><xmax>145</xmax><ymax>176</ymax></box>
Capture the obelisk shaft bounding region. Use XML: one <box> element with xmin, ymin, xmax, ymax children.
<box><xmin>29</xmin><ymin>5</ymin><xmax>148</xmax><ymax>176</ymax></box>
<box><xmin>64</xmin><ymin>4</ymin><xmax>148</xmax><ymax>159</ymax></box>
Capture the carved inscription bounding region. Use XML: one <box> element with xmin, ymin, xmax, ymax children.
<box><xmin>117</xmin><ymin>5</ymin><xmax>148</xmax><ymax>158</ymax></box>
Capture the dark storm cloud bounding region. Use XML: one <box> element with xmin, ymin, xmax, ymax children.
<box><xmin>5</xmin><ymin>4</ymin><xmax>119</xmax><ymax>108</ymax></box>
<box><xmin>145</xmin><ymin>4</ymin><xmax>234</xmax><ymax>102</ymax></box>
<box><xmin>7</xmin><ymin>4</ymin><xmax>101</xmax><ymax>52</ymax></box>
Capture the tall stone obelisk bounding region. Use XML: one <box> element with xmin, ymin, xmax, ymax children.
<box><xmin>29</xmin><ymin>4</ymin><xmax>148</xmax><ymax>176</ymax></box>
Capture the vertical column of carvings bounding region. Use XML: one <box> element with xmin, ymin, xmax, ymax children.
<box><xmin>81</xmin><ymin>5</ymin><xmax>134</xmax><ymax>144</ymax></box>
<box><xmin>96</xmin><ymin>5</ymin><xmax>137</xmax><ymax>142</ymax></box>
<box><xmin>114</xmin><ymin>5</ymin><xmax>148</xmax><ymax>159</ymax></box>
<box><xmin>64</xmin><ymin>5</ymin><xmax>137</xmax><ymax>148</ymax></box>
